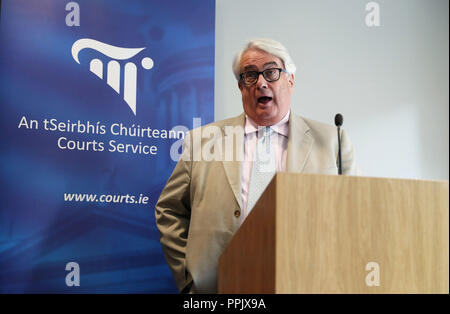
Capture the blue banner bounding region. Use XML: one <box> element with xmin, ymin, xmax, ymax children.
<box><xmin>0</xmin><ymin>0</ymin><xmax>215</xmax><ymax>293</ymax></box>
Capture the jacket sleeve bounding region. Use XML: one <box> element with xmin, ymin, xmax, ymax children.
<box><xmin>155</xmin><ymin>133</ymin><xmax>193</xmax><ymax>292</ymax></box>
<box><xmin>340</xmin><ymin>128</ymin><xmax>362</xmax><ymax>176</ymax></box>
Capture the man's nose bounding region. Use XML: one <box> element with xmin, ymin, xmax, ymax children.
<box><xmin>256</xmin><ymin>73</ymin><xmax>268</xmax><ymax>89</ymax></box>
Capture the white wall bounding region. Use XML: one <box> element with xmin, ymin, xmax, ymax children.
<box><xmin>215</xmin><ymin>0</ymin><xmax>449</xmax><ymax>180</ymax></box>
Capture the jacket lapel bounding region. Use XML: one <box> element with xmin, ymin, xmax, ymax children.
<box><xmin>221</xmin><ymin>113</ymin><xmax>245</xmax><ymax>210</ymax></box>
<box><xmin>286</xmin><ymin>113</ymin><xmax>314</xmax><ymax>173</ymax></box>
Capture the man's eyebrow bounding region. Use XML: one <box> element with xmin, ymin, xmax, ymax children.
<box><xmin>243</xmin><ymin>61</ymin><xmax>279</xmax><ymax>72</ymax></box>
<box><xmin>243</xmin><ymin>65</ymin><xmax>258</xmax><ymax>71</ymax></box>
<box><xmin>263</xmin><ymin>61</ymin><xmax>278</xmax><ymax>68</ymax></box>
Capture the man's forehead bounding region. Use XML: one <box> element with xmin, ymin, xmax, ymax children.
<box><xmin>240</xmin><ymin>49</ymin><xmax>283</xmax><ymax>70</ymax></box>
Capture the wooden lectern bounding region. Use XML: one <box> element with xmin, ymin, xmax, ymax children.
<box><xmin>218</xmin><ymin>173</ymin><xmax>449</xmax><ymax>294</ymax></box>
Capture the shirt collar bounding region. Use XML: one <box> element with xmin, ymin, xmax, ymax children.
<box><xmin>244</xmin><ymin>109</ymin><xmax>290</xmax><ymax>137</ymax></box>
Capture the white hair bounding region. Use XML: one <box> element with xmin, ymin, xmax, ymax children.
<box><xmin>232</xmin><ymin>38</ymin><xmax>297</xmax><ymax>80</ymax></box>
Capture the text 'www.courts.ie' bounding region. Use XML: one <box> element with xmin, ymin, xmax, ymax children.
<box><xmin>64</xmin><ymin>193</ymin><xmax>149</xmax><ymax>204</ymax></box>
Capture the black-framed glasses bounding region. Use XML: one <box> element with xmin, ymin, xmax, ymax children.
<box><xmin>239</xmin><ymin>68</ymin><xmax>288</xmax><ymax>86</ymax></box>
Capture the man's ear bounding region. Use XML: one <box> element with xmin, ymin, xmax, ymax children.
<box><xmin>238</xmin><ymin>81</ymin><xmax>243</xmax><ymax>91</ymax></box>
<box><xmin>288</xmin><ymin>74</ymin><xmax>295</xmax><ymax>88</ymax></box>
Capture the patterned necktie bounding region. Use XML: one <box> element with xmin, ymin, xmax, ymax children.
<box><xmin>247</xmin><ymin>126</ymin><xmax>276</xmax><ymax>214</ymax></box>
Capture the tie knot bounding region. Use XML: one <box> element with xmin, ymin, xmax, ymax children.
<box><xmin>256</xmin><ymin>126</ymin><xmax>274</xmax><ymax>157</ymax></box>
<box><xmin>258</xmin><ymin>126</ymin><xmax>273</xmax><ymax>139</ymax></box>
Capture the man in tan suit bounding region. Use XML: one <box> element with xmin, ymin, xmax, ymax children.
<box><xmin>155</xmin><ymin>39</ymin><xmax>359</xmax><ymax>294</ymax></box>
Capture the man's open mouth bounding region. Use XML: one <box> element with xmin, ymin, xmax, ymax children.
<box><xmin>257</xmin><ymin>96</ymin><xmax>272</xmax><ymax>104</ymax></box>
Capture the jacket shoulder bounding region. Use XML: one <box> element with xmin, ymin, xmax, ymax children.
<box><xmin>186</xmin><ymin>114</ymin><xmax>245</xmax><ymax>136</ymax></box>
<box><xmin>294</xmin><ymin>115</ymin><xmax>336</xmax><ymax>140</ymax></box>
<box><xmin>203</xmin><ymin>114</ymin><xmax>245</xmax><ymax>129</ymax></box>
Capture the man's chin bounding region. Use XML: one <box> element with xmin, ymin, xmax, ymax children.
<box><xmin>253</xmin><ymin>109</ymin><xmax>279</xmax><ymax>126</ymax></box>
<box><xmin>255</xmin><ymin>99</ymin><xmax>274</xmax><ymax>109</ymax></box>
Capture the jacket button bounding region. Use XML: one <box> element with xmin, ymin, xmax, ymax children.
<box><xmin>234</xmin><ymin>210</ymin><xmax>240</xmax><ymax>218</ymax></box>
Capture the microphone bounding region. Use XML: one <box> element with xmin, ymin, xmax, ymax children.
<box><xmin>334</xmin><ymin>113</ymin><xmax>343</xmax><ymax>175</ymax></box>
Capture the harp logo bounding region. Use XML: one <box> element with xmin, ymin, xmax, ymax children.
<box><xmin>71</xmin><ymin>38</ymin><xmax>154</xmax><ymax>116</ymax></box>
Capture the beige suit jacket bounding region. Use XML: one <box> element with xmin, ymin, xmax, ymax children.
<box><xmin>155</xmin><ymin>112</ymin><xmax>359</xmax><ymax>293</ymax></box>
